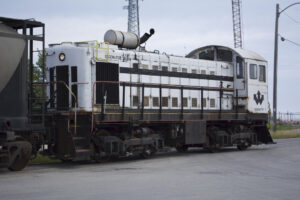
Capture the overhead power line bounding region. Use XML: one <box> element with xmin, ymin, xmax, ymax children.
<box><xmin>283</xmin><ymin>12</ymin><xmax>300</xmax><ymax>26</ymax></box>
<box><xmin>279</xmin><ymin>34</ymin><xmax>300</xmax><ymax>47</ymax></box>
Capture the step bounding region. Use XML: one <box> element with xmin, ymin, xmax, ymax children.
<box><xmin>73</xmin><ymin>149</ymin><xmax>91</xmax><ymax>161</ymax></box>
<box><xmin>72</xmin><ymin>137</ymin><xmax>85</xmax><ymax>140</ymax></box>
<box><xmin>72</xmin><ymin>137</ymin><xmax>90</xmax><ymax>150</ymax></box>
<box><xmin>30</xmin><ymin>98</ymin><xmax>48</xmax><ymax>100</ymax></box>
<box><xmin>69</xmin><ymin>125</ymin><xmax>83</xmax><ymax>128</ymax></box>
<box><xmin>75</xmin><ymin>149</ymin><xmax>90</xmax><ymax>153</ymax></box>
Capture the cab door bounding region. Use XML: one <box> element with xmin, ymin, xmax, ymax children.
<box><xmin>234</xmin><ymin>56</ymin><xmax>247</xmax><ymax>97</ymax></box>
<box><xmin>247</xmin><ymin>60</ymin><xmax>268</xmax><ymax>113</ymax></box>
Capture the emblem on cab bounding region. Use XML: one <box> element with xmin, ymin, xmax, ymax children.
<box><xmin>254</xmin><ymin>91</ymin><xmax>264</xmax><ymax>105</ymax></box>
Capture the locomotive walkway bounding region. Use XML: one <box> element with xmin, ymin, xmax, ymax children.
<box><xmin>0</xmin><ymin>138</ymin><xmax>300</xmax><ymax>200</ymax></box>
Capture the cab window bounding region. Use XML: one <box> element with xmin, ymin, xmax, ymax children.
<box><xmin>236</xmin><ymin>56</ymin><xmax>243</xmax><ymax>79</ymax></box>
<box><xmin>249</xmin><ymin>64</ymin><xmax>257</xmax><ymax>79</ymax></box>
<box><xmin>259</xmin><ymin>65</ymin><xmax>266</xmax><ymax>82</ymax></box>
<box><xmin>236</xmin><ymin>63</ymin><xmax>243</xmax><ymax>79</ymax></box>
<box><xmin>199</xmin><ymin>50</ymin><xmax>214</xmax><ymax>60</ymax></box>
<box><xmin>216</xmin><ymin>49</ymin><xmax>232</xmax><ymax>62</ymax></box>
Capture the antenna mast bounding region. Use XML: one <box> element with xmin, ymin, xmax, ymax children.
<box><xmin>124</xmin><ymin>0</ymin><xmax>141</xmax><ymax>37</ymax></box>
<box><xmin>232</xmin><ymin>0</ymin><xmax>243</xmax><ymax>48</ymax></box>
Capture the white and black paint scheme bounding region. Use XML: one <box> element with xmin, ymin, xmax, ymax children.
<box><xmin>44</xmin><ymin>29</ymin><xmax>273</xmax><ymax>161</ymax></box>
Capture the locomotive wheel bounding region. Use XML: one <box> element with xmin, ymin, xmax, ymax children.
<box><xmin>206</xmin><ymin>146</ymin><xmax>220</xmax><ymax>153</ymax></box>
<box><xmin>91</xmin><ymin>143</ymin><xmax>110</xmax><ymax>163</ymax></box>
<box><xmin>237</xmin><ymin>140</ymin><xmax>250</xmax><ymax>151</ymax></box>
<box><xmin>237</xmin><ymin>144</ymin><xmax>247</xmax><ymax>151</ymax></box>
<box><xmin>176</xmin><ymin>145</ymin><xmax>188</xmax><ymax>153</ymax></box>
<box><xmin>95</xmin><ymin>129</ymin><xmax>110</xmax><ymax>137</ymax></box>
<box><xmin>8</xmin><ymin>141</ymin><xmax>32</xmax><ymax>171</ymax></box>
<box><xmin>140</xmin><ymin>146</ymin><xmax>154</xmax><ymax>159</ymax></box>
<box><xmin>204</xmin><ymin>135</ymin><xmax>220</xmax><ymax>153</ymax></box>
<box><xmin>237</xmin><ymin>142</ymin><xmax>249</xmax><ymax>151</ymax></box>
<box><xmin>93</xmin><ymin>129</ymin><xmax>112</xmax><ymax>162</ymax></box>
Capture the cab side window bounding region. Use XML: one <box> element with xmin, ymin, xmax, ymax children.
<box><xmin>249</xmin><ymin>64</ymin><xmax>257</xmax><ymax>79</ymax></box>
<box><xmin>259</xmin><ymin>65</ymin><xmax>266</xmax><ymax>82</ymax></box>
<box><xmin>236</xmin><ymin>56</ymin><xmax>243</xmax><ymax>79</ymax></box>
<box><xmin>236</xmin><ymin>63</ymin><xmax>243</xmax><ymax>79</ymax></box>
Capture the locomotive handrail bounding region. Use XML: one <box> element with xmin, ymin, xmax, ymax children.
<box><xmin>94</xmin><ymin>42</ymin><xmax>110</xmax><ymax>62</ymax></box>
<box><xmin>33</xmin><ymin>81</ymin><xmax>78</xmax><ymax>135</ymax></box>
<box><xmin>74</xmin><ymin>40</ymin><xmax>109</xmax><ymax>62</ymax></box>
<box><xmin>91</xmin><ymin>80</ymin><xmax>235</xmax><ymax>133</ymax></box>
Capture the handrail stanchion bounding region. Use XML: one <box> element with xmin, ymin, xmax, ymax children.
<box><xmin>141</xmin><ymin>84</ymin><xmax>145</xmax><ymax>120</ymax></box>
<box><xmin>201</xmin><ymin>88</ymin><xmax>204</xmax><ymax>119</ymax></box>
<box><xmin>181</xmin><ymin>86</ymin><xmax>184</xmax><ymax>120</ymax></box>
<box><xmin>61</xmin><ymin>81</ymin><xmax>77</xmax><ymax>135</ymax></box>
<box><xmin>219</xmin><ymin>81</ymin><xmax>223</xmax><ymax>119</ymax></box>
<box><xmin>91</xmin><ymin>82</ymin><xmax>96</xmax><ymax>133</ymax></box>
<box><xmin>101</xmin><ymin>82</ymin><xmax>105</xmax><ymax>120</ymax></box>
<box><xmin>122</xmin><ymin>82</ymin><xmax>126</xmax><ymax>120</ymax></box>
<box><xmin>236</xmin><ymin>89</ymin><xmax>239</xmax><ymax>119</ymax></box>
<box><xmin>159</xmin><ymin>84</ymin><xmax>162</xmax><ymax>120</ymax></box>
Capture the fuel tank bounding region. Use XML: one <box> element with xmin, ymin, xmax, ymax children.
<box><xmin>0</xmin><ymin>24</ymin><xmax>25</xmax><ymax>93</ymax></box>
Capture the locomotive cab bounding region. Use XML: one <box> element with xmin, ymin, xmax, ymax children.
<box><xmin>187</xmin><ymin>45</ymin><xmax>268</xmax><ymax>114</ymax></box>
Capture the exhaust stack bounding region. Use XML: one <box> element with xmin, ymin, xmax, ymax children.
<box><xmin>139</xmin><ymin>28</ymin><xmax>155</xmax><ymax>45</ymax></box>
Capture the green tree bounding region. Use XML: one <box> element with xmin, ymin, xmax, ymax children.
<box><xmin>31</xmin><ymin>51</ymin><xmax>45</xmax><ymax>100</ymax></box>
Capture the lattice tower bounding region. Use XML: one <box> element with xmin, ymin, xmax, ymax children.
<box><xmin>232</xmin><ymin>0</ymin><xmax>243</xmax><ymax>48</ymax></box>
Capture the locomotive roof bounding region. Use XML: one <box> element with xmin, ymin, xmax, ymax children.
<box><xmin>186</xmin><ymin>45</ymin><xmax>266</xmax><ymax>62</ymax></box>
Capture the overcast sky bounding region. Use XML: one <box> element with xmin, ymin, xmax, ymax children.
<box><xmin>1</xmin><ymin>0</ymin><xmax>299</xmax><ymax>113</ymax></box>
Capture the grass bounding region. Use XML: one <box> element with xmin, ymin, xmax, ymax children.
<box><xmin>275</xmin><ymin>125</ymin><xmax>300</xmax><ymax>131</ymax></box>
<box><xmin>270</xmin><ymin>129</ymin><xmax>300</xmax><ymax>139</ymax></box>
<box><xmin>29</xmin><ymin>153</ymin><xmax>61</xmax><ymax>165</ymax></box>
<box><xmin>268</xmin><ymin>122</ymin><xmax>300</xmax><ymax>139</ymax></box>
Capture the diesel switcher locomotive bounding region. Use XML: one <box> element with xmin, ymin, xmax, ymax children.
<box><xmin>44</xmin><ymin>29</ymin><xmax>273</xmax><ymax>162</ymax></box>
<box><xmin>0</xmin><ymin>17</ymin><xmax>273</xmax><ymax>170</ymax></box>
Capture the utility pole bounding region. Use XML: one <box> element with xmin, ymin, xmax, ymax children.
<box><xmin>231</xmin><ymin>0</ymin><xmax>243</xmax><ymax>48</ymax></box>
<box><xmin>124</xmin><ymin>0</ymin><xmax>141</xmax><ymax>37</ymax></box>
<box><xmin>273</xmin><ymin>4</ymin><xmax>279</xmax><ymax>132</ymax></box>
<box><xmin>273</xmin><ymin>2</ymin><xmax>300</xmax><ymax>131</ymax></box>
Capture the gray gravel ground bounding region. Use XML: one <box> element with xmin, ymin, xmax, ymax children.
<box><xmin>1</xmin><ymin>138</ymin><xmax>300</xmax><ymax>200</ymax></box>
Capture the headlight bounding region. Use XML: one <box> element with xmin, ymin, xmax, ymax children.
<box><xmin>59</xmin><ymin>53</ymin><xmax>65</xmax><ymax>61</ymax></box>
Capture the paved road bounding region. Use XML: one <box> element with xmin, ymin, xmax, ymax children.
<box><xmin>1</xmin><ymin>138</ymin><xmax>300</xmax><ymax>200</ymax></box>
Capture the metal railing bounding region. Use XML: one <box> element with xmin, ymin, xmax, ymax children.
<box><xmin>91</xmin><ymin>80</ymin><xmax>237</xmax><ymax>133</ymax></box>
<box><xmin>60</xmin><ymin>40</ymin><xmax>110</xmax><ymax>62</ymax></box>
<box><xmin>33</xmin><ymin>81</ymin><xmax>78</xmax><ymax>134</ymax></box>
